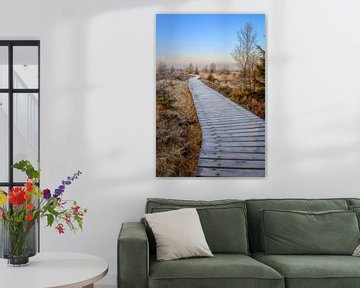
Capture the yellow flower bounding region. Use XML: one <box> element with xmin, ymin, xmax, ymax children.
<box><xmin>0</xmin><ymin>189</ymin><xmax>7</xmax><ymax>206</ymax></box>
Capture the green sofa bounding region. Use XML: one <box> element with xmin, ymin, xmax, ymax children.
<box><xmin>118</xmin><ymin>198</ymin><xmax>360</xmax><ymax>288</ymax></box>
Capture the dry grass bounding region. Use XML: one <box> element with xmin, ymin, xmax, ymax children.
<box><xmin>228</xmin><ymin>88</ymin><xmax>265</xmax><ymax>119</ymax></box>
<box><xmin>156</xmin><ymin>80</ymin><xmax>202</xmax><ymax>177</ymax></box>
<box><xmin>200</xmin><ymin>72</ymin><xmax>237</xmax><ymax>83</ymax></box>
<box><xmin>200</xmin><ymin>72</ymin><xmax>265</xmax><ymax>119</ymax></box>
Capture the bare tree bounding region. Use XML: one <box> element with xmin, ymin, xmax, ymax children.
<box><xmin>202</xmin><ymin>65</ymin><xmax>208</xmax><ymax>73</ymax></box>
<box><xmin>254</xmin><ymin>45</ymin><xmax>265</xmax><ymax>97</ymax></box>
<box><xmin>231</xmin><ymin>22</ymin><xmax>258</xmax><ymax>90</ymax></box>
<box><xmin>195</xmin><ymin>65</ymin><xmax>199</xmax><ymax>75</ymax></box>
<box><xmin>210</xmin><ymin>63</ymin><xmax>216</xmax><ymax>73</ymax></box>
<box><xmin>157</xmin><ymin>61</ymin><xmax>167</xmax><ymax>73</ymax></box>
<box><xmin>170</xmin><ymin>65</ymin><xmax>175</xmax><ymax>73</ymax></box>
<box><xmin>222</xmin><ymin>64</ymin><xmax>230</xmax><ymax>75</ymax></box>
<box><xmin>188</xmin><ymin>63</ymin><xmax>194</xmax><ymax>74</ymax></box>
<box><xmin>256</xmin><ymin>45</ymin><xmax>265</xmax><ymax>82</ymax></box>
<box><xmin>156</xmin><ymin>61</ymin><xmax>168</xmax><ymax>81</ymax></box>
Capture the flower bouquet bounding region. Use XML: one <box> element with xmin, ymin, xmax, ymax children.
<box><xmin>0</xmin><ymin>160</ymin><xmax>87</xmax><ymax>266</ymax></box>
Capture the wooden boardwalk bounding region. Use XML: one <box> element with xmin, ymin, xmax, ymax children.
<box><xmin>189</xmin><ymin>77</ymin><xmax>265</xmax><ymax>177</ymax></box>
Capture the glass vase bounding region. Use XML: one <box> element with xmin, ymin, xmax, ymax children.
<box><xmin>0</xmin><ymin>220</ymin><xmax>37</xmax><ymax>266</ymax></box>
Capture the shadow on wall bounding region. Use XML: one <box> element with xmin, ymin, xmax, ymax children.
<box><xmin>45</xmin><ymin>0</ymin><xmax>226</xmax><ymax>188</ymax></box>
<box><xmin>269</xmin><ymin>0</ymin><xmax>360</xmax><ymax>182</ymax></box>
<box><xmin>61</xmin><ymin>0</ymin><xmax>198</xmax><ymax>15</ymax></box>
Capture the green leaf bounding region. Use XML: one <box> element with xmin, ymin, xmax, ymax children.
<box><xmin>12</xmin><ymin>160</ymin><xmax>40</xmax><ymax>180</ymax></box>
<box><xmin>75</xmin><ymin>215</ymin><xmax>83</xmax><ymax>230</ymax></box>
<box><xmin>13</xmin><ymin>160</ymin><xmax>29</xmax><ymax>170</ymax></box>
<box><xmin>47</xmin><ymin>214</ymin><xmax>54</xmax><ymax>227</ymax></box>
<box><xmin>44</xmin><ymin>205</ymin><xmax>60</xmax><ymax>217</ymax></box>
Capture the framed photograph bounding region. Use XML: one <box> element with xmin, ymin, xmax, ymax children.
<box><xmin>156</xmin><ymin>14</ymin><xmax>265</xmax><ymax>177</ymax></box>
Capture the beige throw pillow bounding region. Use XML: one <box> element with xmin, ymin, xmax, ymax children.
<box><xmin>145</xmin><ymin>208</ymin><xmax>213</xmax><ymax>261</ymax></box>
<box><xmin>353</xmin><ymin>244</ymin><xmax>360</xmax><ymax>256</ymax></box>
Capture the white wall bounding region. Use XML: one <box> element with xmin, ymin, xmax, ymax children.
<box><xmin>1</xmin><ymin>0</ymin><xmax>360</xmax><ymax>285</ymax></box>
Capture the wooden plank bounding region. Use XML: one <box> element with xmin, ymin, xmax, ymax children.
<box><xmin>209</xmin><ymin>129</ymin><xmax>265</xmax><ymax>134</ymax></box>
<box><xmin>200</xmin><ymin>118</ymin><xmax>261</xmax><ymax>125</ymax></box>
<box><xmin>198</xmin><ymin>158</ymin><xmax>265</xmax><ymax>169</ymax></box>
<box><xmin>203</xmin><ymin>132</ymin><xmax>265</xmax><ymax>138</ymax></box>
<box><xmin>196</xmin><ymin>167</ymin><xmax>265</xmax><ymax>177</ymax></box>
<box><xmin>202</xmin><ymin>137</ymin><xmax>265</xmax><ymax>143</ymax></box>
<box><xmin>198</xmin><ymin>115</ymin><xmax>259</xmax><ymax>121</ymax></box>
<box><xmin>202</xmin><ymin>136</ymin><xmax>265</xmax><ymax>142</ymax></box>
<box><xmin>199</xmin><ymin>115</ymin><xmax>259</xmax><ymax>121</ymax></box>
<box><xmin>196</xmin><ymin>110</ymin><xmax>255</xmax><ymax>116</ymax></box>
<box><xmin>201</xmin><ymin>123</ymin><xmax>265</xmax><ymax>130</ymax></box>
<box><xmin>205</xmin><ymin>127</ymin><xmax>265</xmax><ymax>134</ymax></box>
<box><xmin>200</xmin><ymin>152</ymin><xmax>265</xmax><ymax>160</ymax></box>
<box><xmin>203</xmin><ymin>141</ymin><xmax>265</xmax><ymax>147</ymax></box>
<box><xmin>200</xmin><ymin>121</ymin><xmax>261</xmax><ymax>126</ymax></box>
<box><xmin>201</xmin><ymin>146</ymin><xmax>265</xmax><ymax>153</ymax></box>
<box><xmin>201</xmin><ymin>126</ymin><xmax>264</xmax><ymax>132</ymax></box>
<box><xmin>201</xmin><ymin>127</ymin><xmax>266</xmax><ymax>134</ymax></box>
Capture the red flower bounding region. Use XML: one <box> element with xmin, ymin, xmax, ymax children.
<box><xmin>56</xmin><ymin>223</ymin><xmax>65</xmax><ymax>234</ymax></box>
<box><xmin>26</xmin><ymin>203</ymin><xmax>34</xmax><ymax>210</ymax></box>
<box><xmin>9</xmin><ymin>187</ymin><xmax>26</xmax><ymax>205</ymax></box>
<box><xmin>24</xmin><ymin>193</ymin><xmax>31</xmax><ymax>200</ymax></box>
<box><xmin>72</xmin><ymin>205</ymin><xmax>80</xmax><ymax>215</ymax></box>
<box><xmin>65</xmin><ymin>214</ymin><xmax>71</xmax><ymax>225</ymax></box>
<box><xmin>26</xmin><ymin>214</ymin><xmax>33</xmax><ymax>221</ymax></box>
<box><xmin>25</xmin><ymin>182</ymin><xmax>33</xmax><ymax>192</ymax></box>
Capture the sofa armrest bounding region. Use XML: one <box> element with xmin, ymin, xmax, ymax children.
<box><xmin>118</xmin><ymin>222</ymin><xmax>149</xmax><ymax>288</ymax></box>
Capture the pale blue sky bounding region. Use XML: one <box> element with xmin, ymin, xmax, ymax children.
<box><xmin>156</xmin><ymin>14</ymin><xmax>265</xmax><ymax>69</ymax></box>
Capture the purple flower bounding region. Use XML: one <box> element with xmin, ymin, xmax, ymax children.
<box><xmin>54</xmin><ymin>170</ymin><xmax>82</xmax><ymax>199</ymax></box>
<box><xmin>54</xmin><ymin>189</ymin><xmax>63</xmax><ymax>198</ymax></box>
<box><xmin>43</xmin><ymin>189</ymin><xmax>51</xmax><ymax>200</ymax></box>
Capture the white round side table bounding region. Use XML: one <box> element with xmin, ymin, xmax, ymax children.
<box><xmin>0</xmin><ymin>252</ymin><xmax>108</xmax><ymax>288</ymax></box>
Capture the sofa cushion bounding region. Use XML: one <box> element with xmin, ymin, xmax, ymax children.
<box><xmin>261</xmin><ymin>209</ymin><xmax>359</xmax><ymax>255</ymax></box>
<box><xmin>246</xmin><ymin>198</ymin><xmax>349</xmax><ymax>252</ymax></box>
<box><xmin>347</xmin><ymin>198</ymin><xmax>360</xmax><ymax>207</ymax></box>
<box><xmin>349</xmin><ymin>205</ymin><xmax>360</xmax><ymax>228</ymax></box>
<box><xmin>347</xmin><ymin>199</ymin><xmax>360</xmax><ymax>229</ymax></box>
<box><xmin>149</xmin><ymin>254</ymin><xmax>284</xmax><ymax>288</ymax></box>
<box><xmin>252</xmin><ymin>252</ymin><xmax>360</xmax><ymax>288</ymax></box>
<box><xmin>146</xmin><ymin>198</ymin><xmax>249</xmax><ymax>254</ymax></box>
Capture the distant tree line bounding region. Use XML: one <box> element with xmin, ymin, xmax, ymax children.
<box><xmin>157</xmin><ymin>60</ymin><xmax>234</xmax><ymax>82</ymax></box>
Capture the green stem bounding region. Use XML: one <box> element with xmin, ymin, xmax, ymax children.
<box><xmin>8</xmin><ymin>222</ymin><xmax>30</xmax><ymax>259</ymax></box>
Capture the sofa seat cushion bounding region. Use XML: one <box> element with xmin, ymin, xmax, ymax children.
<box><xmin>149</xmin><ymin>254</ymin><xmax>284</xmax><ymax>288</ymax></box>
<box><xmin>252</xmin><ymin>252</ymin><xmax>360</xmax><ymax>288</ymax></box>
